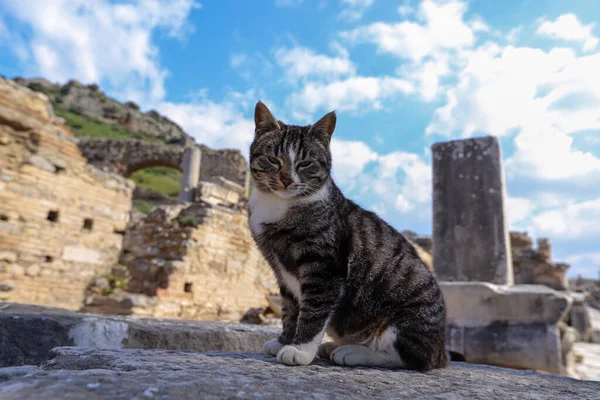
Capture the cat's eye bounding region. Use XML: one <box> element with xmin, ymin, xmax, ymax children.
<box><xmin>267</xmin><ymin>156</ymin><xmax>280</xmax><ymax>165</ymax></box>
<box><xmin>296</xmin><ymin>161</ymin><xmax>313</xmax><ymax>169</ymax></box>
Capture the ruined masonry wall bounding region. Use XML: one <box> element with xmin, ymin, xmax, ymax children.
<box><xmin>0</xmin><ymin>77</ymin><xmax>133</xmax><ymax>310</ymax></box>
<box><xmin>119</xmin><ymin>203</ymin><xmax>278</xmax><ymax>321</ymax></box>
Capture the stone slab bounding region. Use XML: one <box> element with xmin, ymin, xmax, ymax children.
<box><xmin>441</xmin><ymin>282</ymin><xmax>572</xmax><ymax>327</ymax></box>
<box><xmin>574</xmin><ymin>342</ymin><xmax>600</xmax><ymax>381</ymax></box>
<box><xmin>441</xmin><ymin>282</ymin><xmax>572</xmax><ymax>374</ymax></box>
<box><xmin>0</xmin><ymin>303</ymin><xmax>278</xmax><ymax>367</ymax></box>
<box><xmin>1</xmin><ymin>347</ymin><xmax>598</xmax><ymax>400</ymax></box>
<box><xmin>432</xmin><ymin>136</ymin><xmax>513</xmax><ymax>284</ymax></box>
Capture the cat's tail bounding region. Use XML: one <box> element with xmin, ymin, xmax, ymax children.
<box><xmin>447</xmin><ymin>350</ymin><xmax>467</xmax><ymax>362</ymax></box>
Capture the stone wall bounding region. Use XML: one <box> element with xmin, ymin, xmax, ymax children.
<box><xmin>510</xmin><ymin>232</ymin><xmax>570</xmax><ymax>290</ymax></box>
<box><xmin>0</xmin><ymin>77</ymin><xmax>133</xmax><ymax>310</ymax></box>
<box><xmin>84</xmin><ymin>195</ymin><xmax>278</xmax><ymax>321</ymax></box>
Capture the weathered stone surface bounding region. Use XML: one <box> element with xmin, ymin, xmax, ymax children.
<box><xmin>0</xmin><ymin>303</ymin><xmax>278</xmax><ymax>368</ymax></box>
<box><xmin>510</xmin><ymin>231</ymin><xmax>570</xmax><ymax>290</ymax></box>
<box><xmin>574</xmin><ymin>342</ymin><xmax>600</xmax><ymax>381</ymax></box>
<box><xmin>586</xmin><ymin>306</ymin><xmax>600</xmax><ymax>344</ymax></box>
<box><xmin>27</xmin><ymin>155</ymin><xmax>56</xmax><ymax>172</ymax></box>
<box><xmin>442</xmin><ymin>282</ymin><xmax>572</xmax><ymax>374</ymax></box>
<box><xmin>0</xmin><ymin>76</ymin><xmax>133</xmax><ymax>311</ymax></box>
<box><xmin>196</xmin><ymin>180</ymin><xmax>241</xmax><ymax>206</ymax></box>
<box><xmin>432</xmin><ymin>136</ymin><xmax>513</xmax><ymax>284</ymax></box>
<box><xmin>93</xmin><ymin>202</ymin><xmax>278</xmax><ymax>321</ymax></box>
<box><xmin>1</xmin><ymin>347</ymin><xmax>598</xmax><ymax>400</ymax></box>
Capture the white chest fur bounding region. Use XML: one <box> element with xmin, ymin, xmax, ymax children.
<box><xmin>248</xmin><ymin>190</ymin><xmax>290</xmax><ymax>235</ymax></box>
<box><xmin>278</xmin><ymin>264</ymin><xmax>302</xmax><ymax>300</ymax></box>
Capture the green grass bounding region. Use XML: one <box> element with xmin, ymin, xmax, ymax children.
<box><xmin>132</xmin><ymin>199</ymin><xmax>155</xmax><ymax>214</ymax></box>
<box><xmin>54</xmin><ymin>106</ymin><xmax>167</xmax><ymax>143</ymax></box>
<box><xmin>130</xmin><ymin>166</ymin><xmax>182</xmax><ymax>199</ymax></box>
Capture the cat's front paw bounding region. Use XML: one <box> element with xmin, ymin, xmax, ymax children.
<box><xmin>276</xmin><ymin>345</ymin><xmax>314</xmax><ymax>366</ymax></box>
<box><xmin>263</xmin><ymin>339</ymin><xmax>284</xmax><ymax>356</ymax></box>
<box><xmin>317</xmin><ymin>342</ymin><xmax>338</xmax><ymax>359</ymax></box>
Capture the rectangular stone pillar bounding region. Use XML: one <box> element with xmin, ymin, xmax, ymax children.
<box><xmin>432</xmin><ymin>136</ymin><xmax>513</xmax><ymax>284</ymax></box>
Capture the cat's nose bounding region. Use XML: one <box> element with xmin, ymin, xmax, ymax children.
<box><xmin>281</xmin><ymin>177</ymin><xmax>293</xmax><ymax>187</ymax></box>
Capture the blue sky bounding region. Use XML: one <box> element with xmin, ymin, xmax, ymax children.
<box><xmin>1</xmin><ymin>0</ymin><xmax>599</xmax><ymax>278</ymax></box>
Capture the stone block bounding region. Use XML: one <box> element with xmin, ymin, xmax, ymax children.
<box><xmin>0</xmin><ymin>251</ymin><xmax>17</xmax><ymax>263</ymax></box>
<box><xmin>441</xmin><ymin>282</ymin><xmax>572</xmax><ymax>374</ymax></box>
<box><xmin>432</xmin><ymin>136</ymin><xmax>513</xmax><ymax>284</ymax></box>
<box><xmin>0</xmin><ymin>303</ymin><xmax>278</xmax><ymax>367</ymax></box>
<box><xmin>585</xmin><ymin>306</ymin><xmax>600</xmax><ymax>344</ymax></box>
<box><xmin>1</xmin><ymin>347</ymin><xmax>599</xmax><ymax>399</ymax></box>
<box><xmin>61</xmin><ymin>246</ymin><xmax>103</xmax><ymax>264</ymax></box>
<box><xmin>196</xmin><ymin>181</ymin><xmax>240</xmax><ymax>206</ymax></box>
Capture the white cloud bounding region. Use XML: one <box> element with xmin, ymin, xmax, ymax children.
<box><xmin>341</xmin><ymin>0</ymin><xmax>474</xmax><ymax>61</ymax></box>
<box><xmin>426</xmin><ymin>44</ymin><xmax>600</xmax><ymax>180</ymax></box>
<box><xmin>340</xmin><ymin>0</ymin><xmax>477</xmax><ymax>101</ymax></box>
<box><xmin>505</xmin><ymin>196</ymin><xmax>536</xmax><ymax>227</ymax></box>
<box><xmin>531</xmin><ymin>198</ymin><xmax>600</xmax><ymax>239</ymax></box>
<box><xmin>158</xmin><ymin>89</ymin><xmax>256</xmax><ymax>155</ymax></box>
<box><xmin>567</xmin><ymin>252</ymin><xmax>600</xmax><ymax>266</ymax></box>
<box><xmin>330</xmin><ymin>138</ymin><xmax>379</xmax><ymax>187</ymax></box>
<box><xmin>288</xmin><ymin>76</ymin><xmax>414</xmax><ymax>116</ymax></box>
<box><xmin>339</xmin><ymin>0</ymin><xmax>374</xmax><ymax>22</ymax></box>
<box><xmin>537</xmin><ymin>14</ymin><xmax>599</xmax><ymax>52</ymax></box>
<box><xmin>330</xmin><ymin>139</ymin><xmax>432</xmax><ymax>218</ymax></box>
<box><xmin>1</xmin><ymin>0</ymin><xmax>199</xmax><ymax>103</ymax></box>
<box><xmin>397</xmin><ymin>5</ymin><xmax>413</xmax><ymax>17</ymax></box>
<box><xmin>230</xmin><ymin>53</ymin><xmax>248</xmax><ymax>68</ymax></box>
<box><xmin>274</xmin><ymin>46</ymin><xmax>355</xmax><ymax>83</ymax></box>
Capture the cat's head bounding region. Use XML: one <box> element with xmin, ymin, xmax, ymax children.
<box><xmin>249</xmin><ymin>101</ymin><xmax>336</xmax><ymax>200</ymax></box>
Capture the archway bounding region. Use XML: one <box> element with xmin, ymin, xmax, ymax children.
<box><xmin>127</xmin><ymin>161</ymin><xmax>184</xmax><ymax>214</ymax></box>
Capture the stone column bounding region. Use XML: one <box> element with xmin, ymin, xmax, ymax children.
<box><xmin>432</xmin><ymin>136</ymin><xmax>513</xmax><ymax>285</ymax></box>
<box><xmin>178</xmin><ymin>146</ymin><xmax>201</xmax><ymax>203</ymax></box>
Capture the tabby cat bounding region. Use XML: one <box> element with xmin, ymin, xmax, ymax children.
<box><xmin>248</xmin><ymin>101</ymin><xmax>448</xmax><ymax>370</ymax></box>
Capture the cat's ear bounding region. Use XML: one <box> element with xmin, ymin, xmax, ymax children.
<box><xmin>254</xmin><ymin>101</ymin><xmax>280</xmax><ymax>137</ymax></box>
<box><xmin>310</xmin><ymin>111</ymin><xmax>336</xmax><ymax>140</ymax></box>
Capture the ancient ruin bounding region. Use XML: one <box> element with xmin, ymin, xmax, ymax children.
<box><xmin>432</xmin><ymin>136</ymin><xmax>513</xmax><ymax>285</ymax></box>
<box><xmin>77</xmin><ymin>138</ymin><xmax>250</xmax><ymax>200</ymax></box>
<box><xmin>0</xmin><ymin>77</ymin><xmax>133</xmax><ymax>310</ymax></box>
<box><xmin>431</xmin><ymin>136</ymin><xmax>576</xmax><ymax>376</ymax></box>
<box><xmin>83</xmin><ymin>194</ymin><xmax>278</xmax><ymax>321</ymax></box>
<box><xmin>0</xmin><ymin>76</ymin><xmax>273</xmax><ymax>323</ymax></box>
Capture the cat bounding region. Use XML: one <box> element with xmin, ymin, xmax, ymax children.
<box><xmin>247</xmin><ymin>101</ymin><xmax>448</xmax><ymax>371</ymax></box>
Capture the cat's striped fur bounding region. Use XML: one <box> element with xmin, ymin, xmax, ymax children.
<box><xmin>248</xmin><ymin>101</ymin><xmax>448</xmax><ymax>370</ymax></box>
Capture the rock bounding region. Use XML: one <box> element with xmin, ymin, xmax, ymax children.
<box><xmin>432</xmin><ymin>136</ymin><xmax>513</xmax><ymax>285</ymax></box>
<box><xmin>573</xmin><ymin>342</ymin><xmax>600</xmax><ymax>381</ymax></box>
<box><xmin>586</xmin><ymin>306</ymin><xmax>600</xmax><ymax>343</ymax></box>
<box><xmin>27</xmin><ymin>155</ymin><xmax>56</xmax><ymax>173</ymax></box>
<box><xmin>0</xmin><ymin>283</ymin><xmax>15</xmax><ymax>292</ymax></box>
<box><xmin>0</xmin><ymin>347</ymin><xmax>598</xmax><ymax>399</ymax></box>
<box><xmin>196</xmin><ymin>181</ymin><xmax>240</xmax><ymax>207</ymax></box>
<box><xmin>24</xmin><ymin>264</ymin><xmax>40</xmax><ymax>277</ymax></box>
<box><xmin>0</xmin><ymin>303</ymin><xmax>278</xmax><ymax>367</ymax></box>
<box><xmin>16</xmin><ymin>78</ymin><xmax>190</xmax><ymax>144</ymax></box>
<box><xmin>0</xmin><ymin>251</ymin><xmax>18</xmax><ymax>263</ymax></box>
<box><xmin>442</xmin><ymin>282</ymin><xmax>572</xmax><ymax>375</ymax></box>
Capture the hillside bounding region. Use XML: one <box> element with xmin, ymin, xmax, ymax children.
<box><xmin>13</xmin><ymin>77</ymin><xmax>189</xmax><ymax>212</ymax></box>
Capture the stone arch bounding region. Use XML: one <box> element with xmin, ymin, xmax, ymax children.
<box><xmin>124</xmin><ymin>158</ymin><xmax>183</xmax><ymax>178</ymax></box>
<box><xmin>77</xmin><ymin>138</ymin><xmax>186</xmax><ymax>176</ymax></box>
